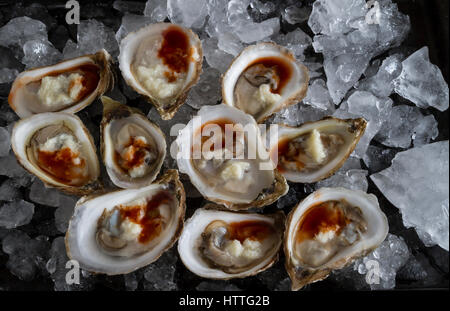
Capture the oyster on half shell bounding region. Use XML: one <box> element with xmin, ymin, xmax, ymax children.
<box><xmin>100</xmin><ymin>96</ymin><xmax>166</xmax><ymax>189</ymax></box>
<box><xmin>178</xmin><ymin>205</ymin><xmax>285</xmax><ymax>279</ymax></box>
<box><xmin>11</xmin><ymin>112</ymin><xmax>101</xmax><ymax>195</ymax></box>
<box><xmin>265</xmin><ymin>117</ymin><xmax>367</xmax><ymax>183</ymax></box>
<box><xmin>65</xmin><ymin>170</ymin><xmax>185</xmax><ymax>275</ymax></box>
<box><xmin>119</xmin><ymin>23</ymin><xmax>202</xmax><ymax>120</ymax></box>
<box><xmin>176</xmin><ymin>104</ymin><xmax>288</xmax><ymax>210</ymax></box>
<box><xmin>9</xmin><ymin>50</ymin><xmax>114</xmax><ymax>118</ymax></box>
<box><xmin>284</xmin><ymin>187</ymin><xmax>388</xmax><ymax>290</ymax></box>
<box><xmin>222</xmin><ymin>42</ymin><xmax>309</xmax><ymax>123</ymax></box>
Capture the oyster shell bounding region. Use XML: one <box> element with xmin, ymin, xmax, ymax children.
<box><xmin>9</xmin><ymin>50</ymin><xmax>114</xmax><ymax>118</ymax></box>
<box><xmin>176</xmin><ymin>104</ymin><xmax>288</xmax><ymax>210</ymax></box>
<box><xmin>222</xmin><ymin>42</ymin><xmax>309</xmax><ymax>123</ymax></box>
<box><xmin>284</xmin><ymin>187</ymin><xmax>388</xmax><ymax>290</ymax></box>
<box><xmin>178</xmin><ymin>205</ymin><xmax>285</xmax><ymax>279</ymax></box>
<box><xmin>119</xmin><ymin>23</ymin><xmax>202</xmax><ymax>120</ymax></box>
<box><xmin>11</xmin><ymin>112</ymin><xmax>100</xmax><ymax>195</ymax></box>
<box><xmin>265</xmin><ymin>117</ymin><xmax>367</xmax><ymax>183</ymax></box>
<box><xmin>65</xmin><ymin>169</ymin><xmax>185</xmax><ymax>275</ymax></box>
<box><xmin>100</xmin><ymin>96</ymin><xmax>166</xmax><ymax>189</ymax></box>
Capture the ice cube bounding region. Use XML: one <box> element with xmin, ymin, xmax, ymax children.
<box><xmin>0</xmin><ymin>126</ymin><xmax>11</xmax><ymax>157</ymax></box>
<box><xmin>202</xmin><ymin>37</ymin><xmax>233</xmax><ymax>73</ymax></box>
<box><xmin>356</xmin><ymin>54</ymin><xmax>403</xmax><ymax>98</ymax></box>
<box><xmin>22</xmin><ymin>39</ymin><xmax>62</xmax><ymax>69</ymax></box>
<box><xmin>371</xmin><ymin>141</ymin><xmax>449</xmax><ymax>251</ymax></box>
<box><xmin>363</xmin><ymin>145</ymin><xmax>397</xmax><ymax>173</ymax></box>
<box><xmin>217</xmin><ymin>32</ymin><xmax>244</xmax><ymax>57</ymax></box>
<box><xmin>0</xmin><ymin>68</ymin><xmax>19</xmax><ymax>84</ymax></box>
<box><xmin>115</xmin><ymin>13</ymin><xmax>153</xmax><ymax>44</ymax></box>
<box><xmin>257</xmin><ymin>262</ymin><xmax>290</xmax><ymax>290</ymax></box>
<box><xmin>393</xmin><ymin>47</ymin><xmax>449</xmax><ymax>111</ymax></box>
<box><xmin>375</xmin><ymin>105</ymin><xmax>438</xmax><ymax>148</ymax></box>
<box><xmin>142</xmin><ymin>247</ymin><xmax>178</xmax><ymax>290</ymax></box>
<box><xmin>235</xmin><ymin>17</ymin><xmax>280</xmax><ymax>44</ymax></box>
<box><xmin>324</xmin><ymin>53</ymin><xmax>371</xmax><ymax>105</ymax></box>
<box><xmin>250</xmin><ymin>0</ymin><xmax>276</xmax><ymax>15</ymax></box>
<box><xmin>272</xmin><ymin>28</ymin><xmax>312</xmax><ymax>60</ymax></box>
<box><xmin>0</xmin><ymin>17</ymin><xmax>47</xmax><ymax>57</ymax></box>
<box><xmin>55</xmin><ymin>204</ymin><xmax>76</xmax><ymax>233</ymax></box>
<box><xmin>47</xmin><ymin>236</ymin><xmax>93</xmax><ymax>290</ymax></box>
<box><xmin>186</xmin><ymin>67</ymin><xmax>221</xmax><ymax>109</ymax></box>
<box><xmin>0</xmin><ymin>152</ymin><xmax>34</xmax><ymax>187</ymax></box>
<box><xmin>29</xmin><ymin>179</ymin><xmax>66</xmax><ymax>207</ymax></box>
<box><xmin>303</xmin><ymin>79</ymin><xmax>334</xmax><ymax>110</ymax></box>
<box><xmin>0</xmin><ymin>199</ymin><xmax>35</xmax><ymax>229</ymax></box>
<box><xmin>2</xmin><ymin>230</ymin><xmax>50</xmax><ymax>281</ymax></box>
<box><xmin>167</xmin><ymin>0</ymin><xmax>208</xmax><ymax>29</ymax></box>
<box><xmin>315</xmin><ymin>169</ymin><xmax>369</xmax><ymax>192</ymax></box>
<box><xmin>204</xmin><ymin>0</ymin><xmax>232</xmax><ymax>38</ymax></box>
<box><xmin>334</xmin><ymin>91</ymin><xmax>393</xmax><ymax>158</ymax></box>
<box><xmin>113</xmin><ymin>0</ymin><xmax>145</xmax><ymax>14</ymax></box>
<box><xmin>282</xmin><ymin>4</ymin><xmax>311</xmax><ymax>25</ymax></box>
<box><xmin>354</xmin><ymin>233</ymin><xmax>411</xmax><ymax>290</ymax></box>
<box><xmin>0</xmin><ymin>179</ymin><xmax>21</xmax><ymax>202</ymax></box>
<box><xmin>64</xmin><ymin>19</ymin><xmax>119</xmax><ymax>59</ymax></box>
<box><xmin>143</xmin><ymin>0</ymin><xmax>168</xmax><ymax>22</ymax></box>
<box><xmin>308</xmin><ymin>0</ymin><xmax>366</xmax><ymax>36</ymax></box>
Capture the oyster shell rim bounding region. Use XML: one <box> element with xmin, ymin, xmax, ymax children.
<box><xmin>10</xmin><ymin>111</ymin><xmax>102</xmax><ymax>196</ymax></box>
<box><xmin>176</xmin><ymin>103</ymin><xmax>288</xmax><ymax>210</ymax></box>
<box><xmin>64</xmin><ymin>169</ymin><xmax>186</xmax><ymax>276</ymax></box>
<box><xmin>177</xmin><ymin>204</ymin><xmax>286</xmax><ymax>280</ymax></box>
<box><xmin>99</xmin><ymin>96</ymin><xmax>167</xmax><ymax>189</ymax></box>
<box><xmin>8</xmin><ymin>49</ymin><xmax>115</xmax><ymax>119</ymax></box>
<box><xmin>265</xmin><ymin>116</ymin><xmax>368</xmax><ymax>183</ymax></box>
<box><xmin>283</xmin><ymin>187</ymin><xmax>389</xmax><ymax>291</ymax></box>
<box><xmin>118</xmin><ymin>22</ymin><xmax>203</xmax><ymax>120</ymax></box>
<box><xmin>221</xmin><ymin>42</ymin><xmax>310</xmax><ymax>123</ymax></box>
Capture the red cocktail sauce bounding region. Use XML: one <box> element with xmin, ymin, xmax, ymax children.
<box><xmin>158</xmin><ymin>25</ymin><xmax>192</xmax><ymax>82</ymax></box>
<box><xmin>37</xmin><ymin>147</ymin><xmax>86</xmax><ymax>185</ymax></box>
<box><xmin>119</xmin><ymin>191</ymin><xmax>173</xmax><ymax>244</ymax></box>
<box><xmin>227</xmin><ymin>220</ymin><xmax>274</xmax><ymax>243</ymax></box>
<box><xmin>295</xmin><ymin>201</ymin><xmax>350</xmax><ymax>243</ymax></box>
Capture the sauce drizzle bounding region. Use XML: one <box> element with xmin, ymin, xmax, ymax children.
<box><xmin>295</xmin><ymin>201</ymin><xmax>350</xmax><ymax>243</ymax></box>
<box><xmin>37</xmin><ymin>147</ymin><xmax>86</xmax><ymax>185</ymax></box>
<box><xmin>227</xmin><ymin>220</ymin><xmax>274</xmax><ymax>243</ymax></box>
<box><xmin>158</xmin><ymin>26</ymin><xmax>191</xmax><ymax>82</ymax></box>
<box><xmin>115</xmin><ymin>136</ymin><xmax>152</xmax><ymax>173</ymax></box>
<box><xmin>44</xmin><ymin>64</ymin><xmax>100</xmax><ymax>104</ymax></box>
<box><xmin>119</xmin><ymin>191</ymin><xmax>172</xmax><ymax>244</ymax></box>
